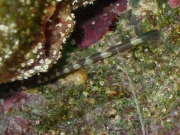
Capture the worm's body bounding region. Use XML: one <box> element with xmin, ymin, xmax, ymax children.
<box><xmin>0</xmin><ymin>30</ymin><xmax>162</xmax><ymax>97</ymax></box>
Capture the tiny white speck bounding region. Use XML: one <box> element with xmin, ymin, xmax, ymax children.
<box><xmin>15</xmin><ymin>40</ymin><xmax>19</xmax><ymax>45</ymax></box>
<box><xmin>45</xmin><ymin>58</ymin><xmax>51</xmax><ymax>64</ymax></box>
<box><xmin>17</xmin><ymin>76</ymin><xmax>23</xmax><ymax>80</ymax></box>
<box><xmin>85</xmin><ymin>58</ymin><xmax>93</xmax><ymax>65</ymax></box>
<box><xmin>21</xmin><ymin>63</ymin><xmax>25</xmax><ymax>67</ymax></box>
<box><xmin>67</xmin><ymin>24</ymin><xmax>72</xmax><ymax>28</ymax></box>
<box><xmin>37</xmin><ymin>43</ymin><xmax>43</xmax><ymax>49</ymax></box>
<box><xmin>37</xmin><ymin>55</ymin><xmax>40</xmax><ymax>58</ymax></box>
<box><xmin>53</xmin><ymin>50</ymin><xmax>57</xmax><ymax>56</ymax></box>
<box><xmin>39</xmin><ymin>59</ymin><xmax>44</xmax><ymax>64</ymax></box>
<box><xmin>29</xmin><ymin>59</ymin><xmax>34</xmax><ymax>63</ymax></box>
<box><xmin>24</xmin><ymin>72</ymin><xmax>30</xmax><ymax>78</ymax></box>
<box><xmin>56</xmin><ymin>23</ymin><xmax>62</xmax><ymax>27</ymax></box>
<box><xmin>32</xmin><ymin>47</ymin><xmax>38</xmax><ymax>53</ymax></box>
<box><xmin>100</xmin><ymin>52</ymin><xmax>112</xmax><ymax>58</ymax></box>
<box><xmin>28</xmin><ymin>70</ymin><xmax>34</xmax><ymax>74</ymax></box>
<box><xmin>60</xmin><ymin>32</ymin><xmax>65</xmax><ymax>37</ymax></box>
<box><xmin>43</xmin><ymin>65</ymin><xmax>49</xmax><ymax>70</ymax></box>
<box><xmin>34</xmin><ymin>65</ymin><xmax>41</xmax><ymax>70</ymax></box>
<box><xmin>63</xmin><ymin>68</ymin><xmax>70</xmax><ymax>73</ymax></box>
<box><xmin>73</xmin><ymin>64</ymin><xmax>80</xmax><ymax>69</ymax></box>
<box><xmin>4</xmin><ymin>55</ymin><xmax>9</xmax><ymax>59</ymax></box>
<box><xmin>130</xmin><ymin>38</ymin><xmax>143</xmax><ymax>46</ymax></box>
<box><xmin>65</xmin><ymin>16</ymin><xmax>72</xmax><ymax>21</ymax></box>
<box><xmin>62</xmin><ymin>38</ymin><xmax>66</xmax><ymax>43</ymax></box>
<box><xmin>71</xmin><ymin>13</ymin><xmax>75</xmax><ymax>18</ymax></box>
<box><xmin>24</xmin><ymin>53</ymin><xmax>30</xmax><ymax>59</ymax></box>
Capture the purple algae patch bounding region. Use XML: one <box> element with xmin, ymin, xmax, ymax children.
<box><xmin>168</xmin><ymin>0</ymin><xmax>180</xmax><ymax>8</ymax></box>
<box><xmin>72</xmin><ymin>0</ymin><xmax>127</xmax><ymax>48</ymax></box>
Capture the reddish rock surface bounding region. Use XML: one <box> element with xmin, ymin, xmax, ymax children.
<box><xmin>168</xmin><ymin>0</ymin><xmax>180</xmax><ymax>8</ymax></box>
<box><xmin>72</xmin><ymin>0</ymin><xmax>127</xmax><ymax>48</ymax></box>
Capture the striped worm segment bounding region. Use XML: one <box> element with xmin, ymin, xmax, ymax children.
<box><xmin>0</xmin><ymin>30</ymin><xmax>163</xmax><ymax>97</ymax></box>
<box><xmin>60</xmin><ymin>30</ymin><xmax>162</xmax><ymax>75</ymax></box>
